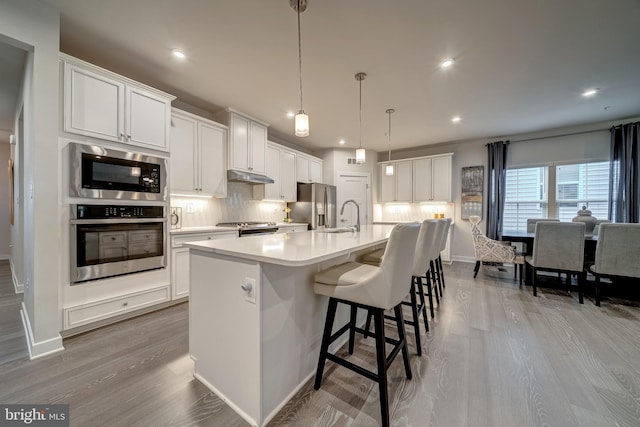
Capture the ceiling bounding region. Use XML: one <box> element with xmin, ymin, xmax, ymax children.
<box><xmin>0</xmin><ymin>42</ymin><xmax>27</xmax><ymax>144</ymax></box>
<box><xmin>18</xmin><ymin>0</ymin><xmax>640</xmax><ymax>152</ymax></box>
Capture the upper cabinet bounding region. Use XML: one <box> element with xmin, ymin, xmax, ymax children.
<box><xmin>213</xmin><ymin>109</ymin><xmax>268</xmax><ymax>175</ymax></box>
<box><xmin>170</xmin><ymin>109</ymin><xmax>227</xmax><ymax>197</ymax></box>
<box><xmin>379</xmin><ymin>153</ymin><xmax>452</xmax><ymax>202</ymax></box>
<box><xmin>296</xmin><ymin>153</ymin><xmax>323</xmax><ymax>183</ymax></box>
<box><xmin>260</xmin><ymin>143</ymin><xmax>297</xmax><ymax>201</ymax></box>
<box><xmin>62</xmin><ymin>54</ymin><xmax>175</xmax><ymax>152</ymax></box>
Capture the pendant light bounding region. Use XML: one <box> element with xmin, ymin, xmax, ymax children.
<box><xmin>355</xmin><ymin>72</ymin><xmax>367</xmax><ymax>164</ymax></box>
<box><xmin>291</xmin><ymin>0</ymin><xmax>309</xmax><ymax>137</ymax></box>
<box><xmin>385</xmin><ymin>108</ymin><xmax>395</xmax><ymax>176</ymax></box>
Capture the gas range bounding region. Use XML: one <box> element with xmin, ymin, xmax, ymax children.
<box><xmin>216</xmin><ymin>221</ymin><xmax>279</xmax><ymax>237</ymax></box>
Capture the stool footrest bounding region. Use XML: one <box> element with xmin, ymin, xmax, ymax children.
<box><xmin>326</xmin><ymin>353</ymin><xmax>378</xmax><ymax>382</ymax></box>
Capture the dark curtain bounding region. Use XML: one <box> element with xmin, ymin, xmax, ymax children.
<box><xmin>486</xmin><ymin>141</ymin><xmax>509</xmax><ymax>239</ymax></box>
<box><xmin>609</xmin><ymin>122</ymin><xmax>640</xmax><ymax>223</ymax></box>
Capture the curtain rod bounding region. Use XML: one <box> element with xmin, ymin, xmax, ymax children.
<box><xmin>508</xmin><ymin>128</ymin><xmax>608</xmax><ymax>144</ymax></box>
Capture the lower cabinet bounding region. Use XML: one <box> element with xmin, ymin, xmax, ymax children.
<box><xmin>276</xmin><ymin>225</ymin><xmax>308</xmax><ymax>234</ymax></box>
<box><xmin>64</xmin><ymin>285</ymin><xmax>171</xmax><ymax>329</ymax></box>
<box><xmin>170</xmin><ymin>230</ymin><xmax>238</xmax><ymax>299</ymax></box>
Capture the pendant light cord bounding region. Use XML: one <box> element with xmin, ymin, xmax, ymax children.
<box><xmin>387</xmin><ymin>111</ymin><xmax>392</xmax><ymax>161</ymax></box>
<box><xmin>297</xmin><ymin>0</ymin><xmax>304</xmax><ymax>112</ymax></box>
<box><xmin>359</xmin><ymin>78</ymin><xmax>362</xmax><ymax>150</ymax></box>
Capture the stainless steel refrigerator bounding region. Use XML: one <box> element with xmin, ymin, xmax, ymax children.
<box><xmin>289</xmin><ymin>183</ymin><xmax>337</xmax><ymax>229</ymax></box>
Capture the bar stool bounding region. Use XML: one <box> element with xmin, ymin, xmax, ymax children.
<box><xmin>361</xmin><ymin>220</ymin><xmax>438</xmax><ymax>355</ymax></box>
<box><xmin>313</xmin><ymin>223</ymin><xmax>420</xmax><ymax>427</ymax></box>
<box><xmin>435</xmin><ymin>218</ymin><xmax>451</xmax><ymax>293</ymax></box>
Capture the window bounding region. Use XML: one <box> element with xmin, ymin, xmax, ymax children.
<box><xmin>503</xmin><ymin>167</ymin><xmax>548</xmax><ymax>232</ymax></box>
<box><xmin>502</xmin><ymin>161</ymin><xmax>610</xmax><ymax>233</ymax></box>
<box><xmin>556</xmin><ymin>162</ymin><xmax>610</xmax><ymax>221</ymax></box>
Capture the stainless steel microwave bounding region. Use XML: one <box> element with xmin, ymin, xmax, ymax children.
<box><xmin>70</xmin><ymin>142</ymin><xmax>167</xmax><ymax>201</ymax></box>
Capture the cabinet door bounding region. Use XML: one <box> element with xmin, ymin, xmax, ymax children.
<box><xmin>229</xmin><ymin>114</ymin><xmax>250</xmax><ymax>171</ymax></box>
<box><xmin>379</xmin><ymin>164</ymin><xmax>396</xmax><ymax>202</ymax></box>
<box><xmin>280</xmin><ymin>150</ymin><xmax>297</xmax><ymax>201</ymax></box>
<box><xmin>432</xmin><ymin>156</ymin><xmax>452</xmax><ymax>201</ymax></box>
<box><xmin>170</xmin><ymin>114</ymin><xmax>198</xmax><ymax>194</ymax></box>
<box><xmin>264</xmin><ymin>145</ymin><xmax>281</xmax><ymax>200</ymax></box>
<box><xmin>296</xmin><ymin>155</ymin><xmax>310</xmax><ymax>183</ymax></box>
<box><xmin>171</xmin><ymin>247</ymin><xmax>190</xmax><ymax>299</ymax></box>
<box><xmin>64</xmin><ymin>63</ymin><xmax>124</xmax><ymax>141</ymax></box>
<box><xmin>199</xmin><ymin>122</ymin><xmax>227</xmax><ymax>197</ymax></box>
<box><xmin>396</xmin><ymin>161</ymin><xmax>413</xmax><ymax>202</ymax></box>
<box><xmin>412</xmin><ymin>158</ymin><xmax>433</xmax><ymax>201</ymax></box>
<box><xmin>126</xmin><ymin>86</ymin><xmax>170</xmax><ymax>151</ymax></box>
<box><xmin>249</xmin><ymin>121</ymin><xmax>267</xmax><ymax>174</ymax></box>
<box><xmin>310</xmin><ymin>159</ymin><xmax>323</xmax><ymax>183</ymax></box>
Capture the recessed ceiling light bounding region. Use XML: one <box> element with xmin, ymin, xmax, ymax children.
<box><xmin>287</xmin><ymin>111</ymin><xmax>295</xmax><ymax>118</ymax></box>
<box><xmin>172</xmin><ymin>49</ymin><xmax>186</xmax><ymax>59</ymax></box>
<box><xmin>339</xmin><ymin>139</ymin><xmax>345</xmax><ymax>145</ymax></box>
<box><xmin>582</xmin><ymin>88</ymin><xmax>599</xmax><ymax>97</ymax></box>
<box><xmin>451</xmin><ymin>116</ymin><xmax>462</xmax><ymax>123</ymax></box>
<box><xmin>440</xmin><ymin>58</ymin><xmax>455</xmax><ymax>68</ymax></box>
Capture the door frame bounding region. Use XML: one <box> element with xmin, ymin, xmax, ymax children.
<box><xmin>335</xmin><ymin>171</ymin><xmax>372</xmax><ymax>225</ymax></box>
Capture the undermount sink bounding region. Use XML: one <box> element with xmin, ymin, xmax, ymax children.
<box><xmin>322</xmin><ymin>227</ymin><xmax>356</xmax><ymax>233</ymax></box>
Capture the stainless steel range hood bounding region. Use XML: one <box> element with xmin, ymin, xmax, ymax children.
<box><xmin>227</xmin><ymin>169</ymin><xmax>275</xmax><ymax>184</ymax></box>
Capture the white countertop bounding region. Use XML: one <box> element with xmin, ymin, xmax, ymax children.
<box><xmin>184</xmin><ymin>224</ymin><xmax>396</xmax><ymax>266</ymax></box>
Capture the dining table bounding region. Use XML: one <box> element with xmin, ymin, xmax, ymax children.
<box><xmin>500</xmin><ymin>230</ymin><xmax>598</xmax><ymax>261</ymax></box>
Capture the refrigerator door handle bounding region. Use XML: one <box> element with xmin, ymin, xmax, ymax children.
<box><xmin>323</xmin><ymin>187</ymin><xmax>328</xmax><ymax>228</ymax></box>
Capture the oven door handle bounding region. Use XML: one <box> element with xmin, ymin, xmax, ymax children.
<box><xmin>70</xmin><ymin>218</ymin><xmax>166</xmax><ymax>225</ymax></box>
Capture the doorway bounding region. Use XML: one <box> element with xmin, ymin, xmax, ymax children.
<box><xmin>336</xmin><ymin>172</ymin><xmax>371</xmax><ymax>228</ymax></box>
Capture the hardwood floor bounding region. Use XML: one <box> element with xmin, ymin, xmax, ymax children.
<box><xmin>1</xmin><ymin>261</ymin><xmax>639</xmax><ymax>427</ymax></box>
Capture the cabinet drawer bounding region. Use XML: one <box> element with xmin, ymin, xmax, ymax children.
<box><xmin>129</xmin><ymin>241</ymin><xmax>162</xmax><ymax>256</ymax></box>
<box><xmin>171</xmin><ymin>231</ymin><xmax>237</xmax><ymax>248</ymax></box>
<box><xmin>129</xmin><ymin>230</ymin><xmax>161</xmax><ymax>243</ymax></box>
<box><xmin>64</xmin><ymin>285</ymin><xmax>170</xmax><ymax>329</ymax></box>
<box><xmin>277</xmin><ymin>226</ymin><xmax>308</xmax><ymax>234</ymax></box>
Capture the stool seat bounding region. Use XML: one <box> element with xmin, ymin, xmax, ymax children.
<box><xmin>315</xmin><ymin>261</ymin><xmax>378</xmax><ymax>286</ymax></box>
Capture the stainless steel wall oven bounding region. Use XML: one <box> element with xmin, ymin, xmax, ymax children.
<box><xmin>70</xmin><ymin>142</ymin><xmax>167</xmax><ymax>201</ymax></box>
<box><xmin>70</xmin><ymin>204</ymin><xmax>166</xmax><ymax>283</ymax></box>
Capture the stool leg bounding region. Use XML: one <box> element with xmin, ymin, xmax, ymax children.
<box><xmin>430</xmin><ymin>262</ymin><xmax>440</xmax><ymax>305</ymax></box>
<box><xmin>438</xmin><ymin>256</ymin><xmax>446</xmax><ymax>289</ymax></box>
<box><xmin>425</xmin><ymin>273</ymin><xmax>435</xmax><ymax>318</ymax></box>
<box><xmin>364</xmin><ymin>310</ymin><xmax>373</xmax><ymax>338</ymax></box>
<box><xmin>348</xmin><ymin>305</ymin><xmax>357</xmax><ymax>355</ymax></box>
<box><xmin>532</xmin><ymin>267</ymin><xmax>538</xmax><ymax>297</ymax></box>
<box><xmin>408</xmin><ymin>279</ymin><xmax>422</xmax><ymax>356</ymax></box>
<box><xmin>595</xmin><ymin>275</ymin><xmax>601</xmax><ymax>307</ymax></box>
<box><xmin>373</xmin><ymin>308</ymin><xmax>390</xmax><ymax>427</ymax></box>
<box><xmin>394</xmin><ymin>304</ymin><xmax>412</xmax><ymax>380</ymax></box>
<box><xmin>415</xmin><ymin>276</ymin><xmax>429</xmax><ymax>332</ymax></box>
<box><xmin>435</xmin><ymin>258</ymin><xmax>444</xmax><ymax>296</ymax></box>
<box><xmin>314</xmin><ymin>298</ymin><xmax>338</xmax><ymax>390</ymax></box>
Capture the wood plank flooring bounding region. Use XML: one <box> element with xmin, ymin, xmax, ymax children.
<box><xmin>0</xmin><ymin>261</ymin><xmax>639</xmax><ymax>427</ymax></box>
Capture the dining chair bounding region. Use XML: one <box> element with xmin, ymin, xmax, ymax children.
<box><xmin>469</xmin><ymin>216</ymin><xmax>524</xmax><ymax>283</ymax></box>
<box><xmin>592</xmin><ymin>219</ymin><xmax>612</xmax><ymax>236</ymax></box>
<box><xmin>526</xmin><ymin>218</ymin><xmax>559</xmax><ymax>233</ymax></box>
<box><xmin>525</xmin><ymin>221</ymin><xmax>586</xmax><ymax>303</ymax></box>
<box><xmin>589</xmin><ymin>223</ymin><xmax>640</xmax><ymax>306</ymax></box>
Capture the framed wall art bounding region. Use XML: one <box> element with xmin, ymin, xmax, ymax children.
<box><xmin>461</xmin><ymin>166</ymin><xmax>483</xmax><ymax>220</ymax></box>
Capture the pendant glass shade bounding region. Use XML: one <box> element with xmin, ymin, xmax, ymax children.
<box><xmin>385</xmin><ymin>164</ymin><xmax>394</xmax><ymax>176</ymax></box>
<box><xmin>294</xmin><ymin>111</ymin><xmax>309</xmax><ymax>137</ymax></box>
<box><xmin>355</xmin><ymin>148</ymin><xmax>366</xmax><ymax>164</ymax></box>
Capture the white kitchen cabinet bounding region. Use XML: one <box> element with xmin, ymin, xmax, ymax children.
<box><xmin>260</xmin><ymin>143</ymin><xmax>296</xmax><ymax>201</ymax></box>
<box><xmin>170</xmin><ymin>109</ymin><xmax>227</xmax><ymax>197</ymax></box>
<box><xmin>379</xmin><ymin>160</ymin><xmax>413</xmax><ymax>202</ymax></box>
<box><xmin>413</xmin><ymin>155</ymin><xmax>452</xmax><ymax>202</ymax></box>
<box><xmin>379</xmin><ymin>153</ymin><xmax>453</xmax><ymax>203</ymax></box>
<box><xmin>296</xmin><ymin>153</ymin><xmax>324</xmax><ymax>183</ymax></box>
<box><xmin>170</xmin><ymin>230</ymin><xmax>238</xmax><ymax>299</ymax></box>
<box><xmin>62</xmin><ymin>54</ymin><xmax>174</xmax><ymax>152</ymax></box>
<box><xmin>214</xmin><ymin>109</ymin><xmax>268</xmax><ymax>175</ymax></box>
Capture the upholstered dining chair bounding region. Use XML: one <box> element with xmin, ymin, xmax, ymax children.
<box><xmin>590</xmin><ymin>223</ymin><xmax>640</xmax><ymax>306</ymax></box>
<box><xmin>526</xmin><ymin>218</ymin><xmax>559</xmax><ymax>233</ymax></box>
<box><xmin>469</xmin><ymin>216</ymin><xmax>524</xmax><ymax>283</ymax></box>
<box><xmin>525</xmin><ymin>221</ymin><xmax>586</xmax><ymax>303</ymax></box>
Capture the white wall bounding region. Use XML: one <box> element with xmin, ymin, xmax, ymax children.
<box><xmin>0</xmin><ymin>143</ymin><xmax>9</xmax><ymax>258</ymax></box>
<box><xmin>0</xmin><ymin>0</ymin><xmax>62</xmax><ymax>358</ymax></box>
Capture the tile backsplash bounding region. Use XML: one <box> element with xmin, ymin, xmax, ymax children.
<box><xmin>374</xmin><ymin>202</ymin><xmax>454</xmax><ymax>222</ymax></box>
<box><xmin>171</xmin><ymin>182</ymin><xmax>286</xmax><ymax>228</ymax></box>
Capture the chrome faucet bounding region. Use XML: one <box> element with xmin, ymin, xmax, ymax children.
<box><xmin>340</xmin><ymin>199</ymin><xmax>360</xmax><ymax>232</ymax></box>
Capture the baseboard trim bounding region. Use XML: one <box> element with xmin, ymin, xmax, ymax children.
<box><xmin>452</xmin><ymin>255</ymin><xmax>476</xmax><ymax>263</ymax></box>
<box><xmin>8</xmin><ymin>257</ymin><xmax>23</xmax><ymax>294</ymax></box>
<box><xmin>0</xmin><ymin>254</ymin><xmax>9</xmax><ymax>260</ymax></box>
<box><xmin>20</xmin><ymin>302</ymin><xmax>64</xmax><ymax>360</ymax></box>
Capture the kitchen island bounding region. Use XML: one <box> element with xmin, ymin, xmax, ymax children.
<box><xmin>185</xmin><ymin>224</ymin><xmax>396</xmax><ymax>427</ymax></box>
